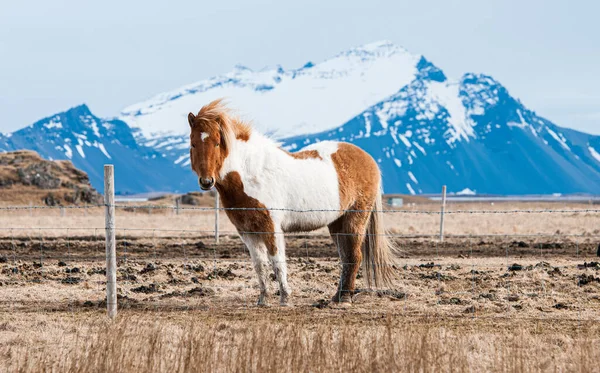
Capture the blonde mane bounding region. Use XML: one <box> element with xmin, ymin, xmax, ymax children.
<box><xmin>194</xmin><ymin>99</ymin><xmax>252</xmax><ymax>148</ymax></box>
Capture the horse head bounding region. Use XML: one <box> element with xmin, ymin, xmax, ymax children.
<box><xmin>187</xmin><ymin>99</ymin><xmax>234</xmax><ymax>190</ymax></box>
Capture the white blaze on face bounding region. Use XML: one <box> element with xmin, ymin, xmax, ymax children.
<box><xmin>200</xmin><ymin>132</ymin><xmax>209</xmax><ymax>142</ymax></box>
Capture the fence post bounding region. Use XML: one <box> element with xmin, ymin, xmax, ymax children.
<box><xmin>60</xmin><ymin>207</ymin><xmax>65</xmax><ymax>217</ymax></box>
<box><xmin>104</xmin><ymin>165</ymin><xmax>117</xmax><ymax>319</ymax></box>
<box><xmin>176</xmin><ymin>197</ymin><xmax>180</xmax><ymax>216</ymax></box>
<box><xmin>215</xmin><ymin>192</ymin><xmax>220</xmax><ymax>244</ymax></box>
<box><xmin>439</xmin><ymin>185</ymin><xmax>447</xmax><ymax>242</ymax></box>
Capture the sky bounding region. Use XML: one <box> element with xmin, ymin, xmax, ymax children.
<box><xmin>0</xmin><ymin>0</ymin><xmax>598</xmax><ymax>134</ymax></box>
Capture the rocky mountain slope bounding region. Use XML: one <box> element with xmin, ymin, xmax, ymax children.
<box><xmin>281</xmin><ymin>58</ymin><xmax>600</xmax><ymax>194</ymax></box>
<box><xmin>0</xmin><ymin>105</ymin><xmax>194</xmax><ymax>194</ymax></box>
<box><xmin>0</xmin><ymin>150</ymin><xmax>102</xmax><ymax>205</ymax></box>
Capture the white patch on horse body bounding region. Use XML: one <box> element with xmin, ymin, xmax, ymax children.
<box><xmin>220</xmin><ymin>133</ymin><xmax>342</xmax><ymax>232</ymax></box>
<box><xmin>200</xmin><ymin>132</ymin><xmax>209</xmax><ymax>142</ymax></box>
<box><xmin>220</xmin><ymin>131</ymin><xmax>342</xmax><ymax>305</ymax></box>
<box><xmin>302</xmin><ymin>141</ymin><xmax>339</xmax><ymax>159</ymax></box>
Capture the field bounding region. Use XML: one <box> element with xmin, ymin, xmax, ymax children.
<box><xmin>1</xmin><ymin>201</ymin><xmax>599</xmax><ymax>372</ymax></box>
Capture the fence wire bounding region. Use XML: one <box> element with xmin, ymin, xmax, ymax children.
<box><xmin>1</xmin><ymin>203</ymin><xmax>600</xmax><ymax>214</ymax></box>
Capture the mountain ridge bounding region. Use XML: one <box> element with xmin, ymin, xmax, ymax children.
<box><xmin>0</xmin><ymin>104</ymin><xmax>196</xmax><ymax>194</ymax></box>
<box><xmin>281</xmin><ymin>60</ymin><xmax>600</xmax><ymax>195</ymax></box>
<box><xmin>1</xmin><ymin>41</ymin><xmax>599</xmax><ymax>195</ymax></box>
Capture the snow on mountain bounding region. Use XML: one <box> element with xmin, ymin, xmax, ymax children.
<box><xmin>119</xmin><ymin>41</ymin><xmax>424</xmax><ymax>172</ymax></box>
<box><xmin>120</xmin><ymin>41</ymin><xmax>421</xmax><ymax>140</ymax></box>
<box><xmin>0</xmin><ymin>105</ymin><xmax>196</xmax><ymax>193</ymax></box>
<box><xmin>281</xmin><ymin>58</ymin><xmax>600</xmax><ymax>195</ymax></box>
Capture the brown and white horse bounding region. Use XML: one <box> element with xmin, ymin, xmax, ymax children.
<box><xmin>188</xmin><ymin>99</ymin><xmax>397</xmax><ymax>306</ymax></box>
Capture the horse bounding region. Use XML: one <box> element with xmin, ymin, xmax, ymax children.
<box><xmin>187</xmin><ymin>99</ymin><xmax>397</xmax><ymax>306</ymax></box>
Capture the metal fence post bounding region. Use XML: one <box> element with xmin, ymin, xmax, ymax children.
<box><xmin>439</xmin><ymin>185</ymin><xmax>447</xmax><ymax>242</ymax></box>
<box><xmin>104</xmin><ymin>165</ymin><xmax>117</xmax><ymax>319</ymax></box>
<box><xmin>215</xmin><ymin>192</ymin><xmax>220</xmax><ymax>244</ymax></box>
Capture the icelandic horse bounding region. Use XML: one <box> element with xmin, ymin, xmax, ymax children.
<box><xmin>187</xmin><ymin>99</ymin><xmax>397</xmax><ymax>306</ymax></box>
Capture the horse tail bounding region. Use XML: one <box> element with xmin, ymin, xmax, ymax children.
<box><xmin>362</xmin><ymin>180</ymin><xmax>399</xmax><ymax>288</ymax></box>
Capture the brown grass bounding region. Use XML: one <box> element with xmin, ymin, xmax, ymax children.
<box><xmin>0</xmin><ymin>201</ymin><xmax>598</xmax><ymax>238</ymax></box>
<box><xmin>1</xmin><ymin>311</ymin><xmax>599</xmax><ymax>373</ymax></box>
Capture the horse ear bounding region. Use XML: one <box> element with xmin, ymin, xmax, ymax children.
<box><xmin>188</xmin><ymin>113</ymin><xmax>196</xmax><ymax>128</ymax></box>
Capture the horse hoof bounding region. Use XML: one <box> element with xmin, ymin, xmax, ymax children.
<box><xmin>257</xmin><ymin>297</ymin><xmax>269</xmax><ymax>307</ymax></box>
<box><xmin>331</xmin><ymin>295</ymin><xmax>352</xmax><ymax>304</ymax></box>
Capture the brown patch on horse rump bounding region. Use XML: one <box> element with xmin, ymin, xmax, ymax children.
<box><xmin>282</xmin><ymin>149</ymin><xmax>323</xmax><ymax>160</ymax></box>
<box><xmin>329</xmin><ymin>143</ymin><xmax>383</xmax><ymax>296</ymax></box>
<box><xmin>216</xmin><ymin>171</ymin><xmax>277</xmax><ymax>255</ymax></box>
<box><xmin>331</xmin><ymin>143</ymin><xmax>380</xmax><ymax>211</ymax></box>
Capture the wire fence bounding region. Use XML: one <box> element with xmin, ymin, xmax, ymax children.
<box><xmin>1</xmin><ymin>206</ymin><xmax>598</xmax><ymax>321</ymax></box>
<box><xmin>2</xmin><ymin>203</ymin><xmax>600</xmax><ymax>214</ymax></box>
<box><xmin>0</xmin><ymin>167</ymin><xmax>599</xmax><ymax>323</ymax></box>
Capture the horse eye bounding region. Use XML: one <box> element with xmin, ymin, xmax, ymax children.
<box><xmin>191</xmin><ymin>144</ymin><xmax>195</xmax><ymax>149</ymax></box>
<box><xmin>215</xmin><ymin>143</ymin><xmax>220</xmax><ymax>148</ymax></box>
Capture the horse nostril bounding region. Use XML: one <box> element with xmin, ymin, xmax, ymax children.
<box><xmin>199</xmin><ymin>177</ymin><xmax>215</xmax><ymax>190</ymax></box>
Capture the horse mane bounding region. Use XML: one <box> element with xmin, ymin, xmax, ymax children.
<box><xmin>195</xmin><ymin>99</ymin><xmax>252</xmax><ymax>149</ymax></box>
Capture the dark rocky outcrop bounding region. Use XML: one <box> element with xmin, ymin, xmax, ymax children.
<box><xmin>0</xmin><ymin>150</ymin><xmax>102</xmax><ymax>205</ymax></box>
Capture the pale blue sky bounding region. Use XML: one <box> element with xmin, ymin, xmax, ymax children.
<box><xmin>1</xmin><ymin>0</ymin><xmax>598</xmax><ymax>134</ymax></box>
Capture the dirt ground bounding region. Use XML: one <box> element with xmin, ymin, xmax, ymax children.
<box><xmin>1</xmin><ymin>238</ymin><xmax>599</xmax><ymax>317</ymax></box>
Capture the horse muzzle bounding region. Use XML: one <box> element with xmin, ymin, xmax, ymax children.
<box><xmin>198</xmin><ymin>177</ymin><xmax>215</xmax><ymax>191</ymax></box>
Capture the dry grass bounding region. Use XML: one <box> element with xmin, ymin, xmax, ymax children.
<box><xmin>1</xmin><ymin>202</ymin><xmax>598</xmax><ymax>237</ymax></box>
<box><xmin>1</xmin><ymin>311</ymin><xmax>599</xmax><ymax>373</ymax></box>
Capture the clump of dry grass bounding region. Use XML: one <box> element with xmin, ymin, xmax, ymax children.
<box><xmin>3</xmin><ymin>313</ymin><xmax>599</xmax><ymax>373</ymax></box>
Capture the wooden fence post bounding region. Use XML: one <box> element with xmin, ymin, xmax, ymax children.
<box><xmin>104</xmin><ymin>165</ymin><xmax>117</xmax><ymax>319</ymax></box>
<box><xmin>439</xmin><ymin>185</ymin><xmax>447</xmax><ymax>242</ymax></box>
<box><xmin>215</xmin><ymin>192</ymin><xmax>220</xmax><ymax>244</ymax></box>
<box><xmin>176</xmin><ymin>197</ymin><xmax>180</xmax><ymax>216</ymax></box>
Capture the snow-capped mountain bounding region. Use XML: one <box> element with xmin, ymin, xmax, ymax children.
<box><xmin>2</xmin><ymin>41</ymin><xmax>599</xmax><ymax>195</ymax></box>
<box><xmin>0</xmin><ymin>105</ymin><xmax>196</xmax><ymax>194</ymax></box>
<box><xmin>122</xmin><ymin>41</ymin><xmax>419</xmax><ymax>139</ymax></box>
<box><xmin>282</xmin><ymin>58</ymin><xmax>600</xmax><ymax>194</ymax></box>
<box><xmin>119</xmin><ymin>41</ymin><xmax>422</xmax><ymax>163</ymax></box>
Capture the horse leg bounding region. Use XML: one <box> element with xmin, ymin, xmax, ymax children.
<box><xmin>242</xmin><ymin>234</ymin><xmax>270</xmax><ymax>306</ymax></box>
<box><xmin>329</xmin><ymin>212</ymin><xmax>369</xmax><ymax>303</ymax></box>
<box><xmin>270</xmin><ymin>232</ymin><xmax>291</xmax><ymax>306</ymax></box>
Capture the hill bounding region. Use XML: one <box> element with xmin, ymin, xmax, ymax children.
<box><xmin>0</xmin><ymin>150</ymin><xmax>102</xmax><ymax>206</ymax></box>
